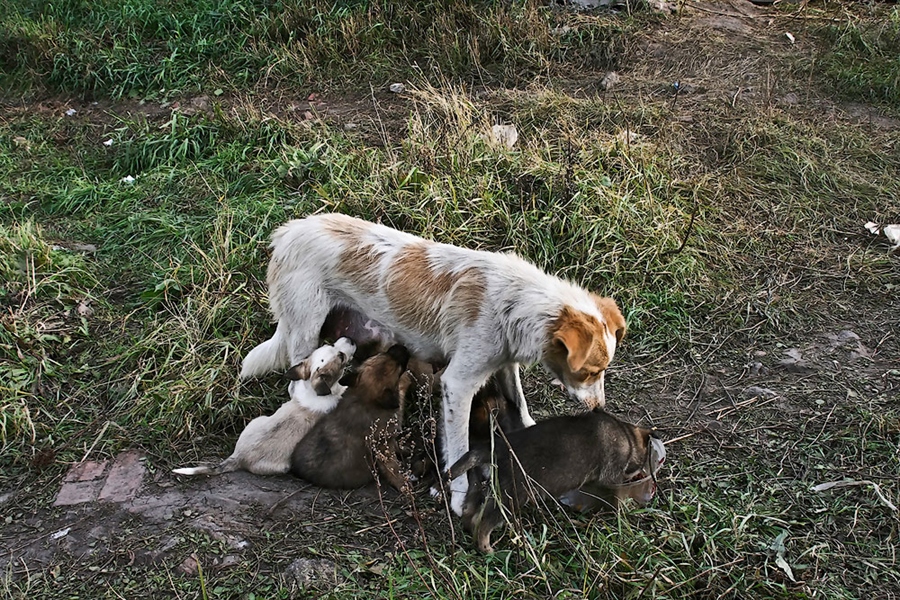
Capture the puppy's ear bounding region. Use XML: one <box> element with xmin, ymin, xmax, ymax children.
<box><xmin>387</xmin><ymin>345</ymin><xmax>410</xmax><ymax>369</ymax></box>
<box><xmin>286</xmin><ymin>360</ymin><xmax>311</xmax><ymax>381</ymax></box>
<box><xmin>552</xmin><ymin>308</ymin><xmax>594</xmax><ymax>373</ymax></box>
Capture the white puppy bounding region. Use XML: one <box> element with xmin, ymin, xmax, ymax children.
<box><xmin>240</xmin><ymin>214</ymin><xmax>626</xmax><ymax>514</ymax></box>
<box><xmin>174</xmin><ymin>338</ymin><xmax>356</xmax><ymax>476</ymax></box>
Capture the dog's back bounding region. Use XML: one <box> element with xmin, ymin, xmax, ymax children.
<box><xmin>451</xmin><ymin>410</ymin><xmax>650</xmax><ymax>500</ymax></box>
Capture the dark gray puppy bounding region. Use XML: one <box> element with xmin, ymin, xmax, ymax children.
<box><xmin>448</xmin><ymin>408</ymin><xmax>656</xmax><ymax>553</ymax></box>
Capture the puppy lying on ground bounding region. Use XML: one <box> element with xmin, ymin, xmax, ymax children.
<box><xmin>448</xmin><ymin>408</ymin><xmax>660</xmax><ymax>553</ymax></box>
<box><xmin>290</xmin><ymin>345</ymin><xmax>413</xmax><ymax>492</ymax></box>
<box><xmin>173</xmin><ymin>338</ymin><xmax>356</xmax><ymax>476</ymax></box>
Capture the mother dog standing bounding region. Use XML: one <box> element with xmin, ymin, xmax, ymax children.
<box><xmin>240</xmin><ymin>213</ymin><xmax>626</xmax><ymax>515</ymax></box>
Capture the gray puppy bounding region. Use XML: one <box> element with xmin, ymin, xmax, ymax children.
<box><xmin>448</xmin><ymin>408</ymin><xmax>658</xmax><ymax>553</ymax></box>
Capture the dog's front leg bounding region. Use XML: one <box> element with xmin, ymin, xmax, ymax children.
<box><xmin>495</xmin><ymin>363</ymin><xmax>536</xmax><ymax>428</ymax></box>
<box><xmin>441</xmin><ymin>367</ymin><xmax>491</xmax><ymax>516</ymax></box>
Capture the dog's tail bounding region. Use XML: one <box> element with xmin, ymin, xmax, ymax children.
<box><xmin>447</xmin><ymin>446</ymin><xmax>490</xmax><ymax>481</ymax></box>
<box><xmin>240</xmin><ymin>326</ymin><xmax>289</xmax><ymax>379</ymax></box>
<box><xmin>172</xmin><ymin>457</ymin><xmax>238</xmax><ymax>476</ymax></box>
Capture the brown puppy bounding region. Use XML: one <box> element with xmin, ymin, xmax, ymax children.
<box><xmin>290</xmin><ymin>345</ymin><xmax>412</xmax><ymax>491</ymax></box>
<box><xmin>448</xmin><ymin>408</ymin><xmax>657</xmax><ymax>553</ymax></box>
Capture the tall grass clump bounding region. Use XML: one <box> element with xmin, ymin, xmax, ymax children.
<box><xmin>0</xmin><ymin>0</ymin><xmax>637</xmax><ymax>100</ymax></box>
<box><xmin>815</xmin><ymin>6</ymin><xmax>900</xmax><ymax>107</ymax></box>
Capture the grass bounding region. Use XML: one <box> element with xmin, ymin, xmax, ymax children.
<box><xmin>0</xmin><ymin>0</ymin><xmax>638</xmax><ymax>100</ymax></box>
<box><xmin>814</xmin><ymin>4</ymin><xmax>900</xmax><ymax>107</ymax></box>
<box><xmin>2</xmin><ymin>1</ymin><xmax>899</xmax><ymax>598</ymax></box>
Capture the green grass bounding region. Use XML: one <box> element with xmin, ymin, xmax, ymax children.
<box><xmin>814</xmin><ymin>5</ymin><xmax>900</xmax><ymax>107</ymax></box>
<box><xmin>2</xmin><ymin>1</ymin><xmax>899</xmax><ymax>598</ymax></box>
<box><xmin>0</xmin><ymin>0</ymin><xmax>637</xmax><ymax>100</ymax></box>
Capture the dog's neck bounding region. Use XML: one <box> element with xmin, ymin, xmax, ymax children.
<box><xmin>289</xmin><ymin>380</ymin><xmax>346</xmax><ymax>413</ymax></box>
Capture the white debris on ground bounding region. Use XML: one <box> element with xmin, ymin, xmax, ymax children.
<box><xmin>864</xmin><ymin>221</ymin><xmax>900</xmax><ymax>251</ymax></box>
<box><xmin>489</xmin><ymin>124</ymin><xmax>518</xmax><ymax>149</ymax></box>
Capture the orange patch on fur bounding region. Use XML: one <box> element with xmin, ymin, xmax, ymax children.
<box><xmin>592</xmin><ymin>295</ymin><xmax>626</xmax><ymax>343</ymax></box>
<box><xmin>384</xmin><ymin>245</ymin><xmax>485</xmax><ymax>333</ymax></box>
<box><xmin>338</xmin><ymin>243</ymin><xmax>381</xmax><ymax>295</ymax></box>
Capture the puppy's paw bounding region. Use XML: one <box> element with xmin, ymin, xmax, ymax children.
<box><xmin>450</xmin><ymin>490</ymin><xmax>467</xmax><ymax>517</ymax></box>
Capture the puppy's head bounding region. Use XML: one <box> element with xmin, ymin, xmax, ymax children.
<box><xmin>286</xmin><ymin>337</ymin><xmax>357</xmax><ymax>395</ymax></box>
<box><xmin>543</xmin><ymin>297</ymin><xmax>626</xmax><ymax>409</ymax></box>
<box><xmin>595</xmin><ymin>410</ymin><xmax>665</xmax><ymax>505</ymax></box>
<box><xmin>346</xmin><ymin>344</ymin><xmax>410</xmax><ymax>409</ymax></box>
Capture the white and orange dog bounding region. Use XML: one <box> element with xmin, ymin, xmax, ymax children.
<box><xmin>240</xmin><ymin>213</ymin><xmax>626</xmax><ymax>514</ymax></box>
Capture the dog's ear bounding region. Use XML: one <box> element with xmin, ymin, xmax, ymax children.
<box><xmin>594</xmin><ymin>296</ymin><xmax>626</xmax><ymax>344</ymax></box>
<box><xmin>552</xmin><ymin>308</ymin><xmax>594</xmax><ymax>373</ymax></box>
<box><xmin>286</xmin><ymin>360</ymin><xmax>312</xmax><ymax>381</ymax></box>
<box><xmin>311</xmin><ymin>374</ymin><xmax>334</xmax><ymax>396</ymax></box>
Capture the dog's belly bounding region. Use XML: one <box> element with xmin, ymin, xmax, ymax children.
<box><xmin>323</xmin><ymin>303</ymin><xmax>448</xmax><ymax>363</ymax></box>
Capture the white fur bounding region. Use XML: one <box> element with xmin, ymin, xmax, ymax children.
<box><xmin>240</xmin><ymin>214</ymin><xmax>620</xmax><ymax>514</ymax></box>
<box><xmin>174</xmin><ymin>339</ymin><xmax>355</xmax><ymax>476</ymax></box>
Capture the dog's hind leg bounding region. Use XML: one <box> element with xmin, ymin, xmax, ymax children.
<box><xmin>240</xmin><ymin>323</ymin><xmax>289</xmax><ymax>379</ymax></box>
<box><xmin>495</xmin><ymin>363</ymin><xmax>536</xmax><ymax>428</ymax></box>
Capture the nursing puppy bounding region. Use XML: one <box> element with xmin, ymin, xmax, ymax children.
<box><xmin>173</xmin><ymin>338</ymin><xmax>356</xmax><ymax>476</ymax></box>
<box><xmin>447</xmin><ymin>409</ymin><xmax>656</xmax><ymax>553</ymax></box>
<box><xmin>240</xmin><ymin>213</ymin><xmax>626</xmax><ymax>514</ymax></box>
<box><xmin>290</xmin><ymin>345</ymin><xmax>412</xmax><ymax>492</ymax></box>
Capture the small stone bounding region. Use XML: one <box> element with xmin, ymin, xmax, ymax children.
<box><xmin>285</xmin><ymin>558</ymin><xmax>339</xmax><ymax>590</ymax></box>
<box><xmin>343</xmin><ymin>123</ymin><xmax>358</xmax><ymax>131</ymax></box>
<box><xmin>490</xmin><ymin>124</ymin><xmax>518</xmax><ymax>149</ymax></box>
<box><xmin>103</xmin><ymin>139</ymin><xmax>114</xmax><ymax>147</ymax></box>
<box><xmin>741</xmin><ymin>386</ymin><xmax>777</xmax><ymax>399</ymax></box>
<box><xmin>748</xmin><ymin>362</ymin><xmax>768</xmax><ymax>376</ymax></box>
<box><xmin>600</xmin><ymin>71</ymin><xmax>620</xmax><ymax>91</ymax></box>
<box><xmin>65</xmin><ymin>108</ymin><xmax>77</xmax><ymax>116</ymax></box>
<box><xmin>388</xmin><ymin>83</ymin><xmax>405</xmax><ymax>93</ymax></box>
<box><xmin>178</xmin><ymin>555</ymin><xmax>199</xmax><ymax>575</ymax></box>
<box><xmin>121</xmin><ymin>175</ymin><xmax>136</xmax><ymax>184</ymax></box>
<box><xmin>76</xmin><ymin>300</ymin><xmax>93</xmax><ymax>318</ymax></box>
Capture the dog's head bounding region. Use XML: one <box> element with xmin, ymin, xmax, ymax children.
<box><xmin>343</xmin><ymin>344</ymin><xmax>411</xmax><ymax>409</ymax></box>
<box><xmin>286</xmin><ymin>337</ymin><xmax>357</xmax><ymax>396</ymax></box>
<box><xmin>543</xmin><ymin>296</ymin><xmax>626</xmax><ymax>409</ymax></box>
